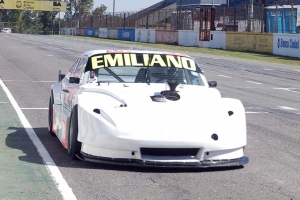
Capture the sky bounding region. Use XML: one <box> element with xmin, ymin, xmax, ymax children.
<box><xmin>94</xmin><ymin>0</ymin><xmax>163</xmax><ymax>13</ymax></box>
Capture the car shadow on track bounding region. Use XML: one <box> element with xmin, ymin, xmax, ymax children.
<box><xmin>5</xmin><ymin>127</ymin><xmax>244</xmax><ymax>173</ymax></box>
<box><xmin>5</xmin><ymin>127</ymin><xmax>45</xmax><ymax>165</ymax></box>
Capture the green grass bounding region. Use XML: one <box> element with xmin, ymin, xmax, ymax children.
<box><xmin>60</xmin><ymin>35</ymin><xmax>300</xmax><ymax>67</ymax></box>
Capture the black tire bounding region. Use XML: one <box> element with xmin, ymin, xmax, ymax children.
<box><xmin>48</xmin><ymin>92</ymin><xmax>56</xmax><ymax>136</ymax></box>
<box><xmin>68</xmin><ymin>105</ymin><xmax>82</xmax><ymax>160</ymax></box>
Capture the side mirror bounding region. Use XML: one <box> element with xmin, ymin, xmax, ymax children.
<box><xmin>69</xmin><ymin>77</ymin><xmax>80</xmax><ymax>84</ymax></box>
<box><xmin>58</xmin><ymin>70</ymin><xmax>65</xmax><ymax>82</ymax></box>
<box><xmin>208</xmin><ymin>81</ymin><xmax>217</xmax><ymax>88</ymax></box>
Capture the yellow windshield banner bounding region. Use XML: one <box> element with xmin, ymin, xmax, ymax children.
<box><xmin>0</xmin><ymin>0</ymin><xmax>66</xmax><ymax>12</ymax></box>
<box><xmin>91</xmin><ymin>54</ymin><xmax>197</xmax><ymax>71</ymax></box>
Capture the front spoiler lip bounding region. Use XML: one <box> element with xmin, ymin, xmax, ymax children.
<box><xmin>77</xmin><ymin>153</ymin><xmax>249</xmax><ymax>168</ymax></box>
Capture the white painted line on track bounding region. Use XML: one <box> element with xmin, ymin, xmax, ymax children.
<box><xmin>218</xmin><ymin>75</ymin><xmax>232</xmax><ymax>78</ymax></box>
<box><xmin>1</xmin><ymin>80</ymin><xmax>57</xmax><ymax>83</ymax></box>
<box><xmin>274</xmin><ymin>88</ymin><xmax>300</xmax><ymax>94</ymax></box>
<box><xmin>246</xmin><ymin>81</ymin><xmax>262</xmax><ymax>85</ymax></box>
<box><xmin>34</xmin><ymin>81</ymin><xmax>57</xmax><ymax>83</ymax></box>
<box><xmin>275</xmin><ymin>106</ymin><xmax>298</xmax><ymax>111</ymax></box>
<box><xmin>0</xmin><ymin>102</ymin><xmax>10</xmax><ymax>104</ymax></box>
<box><xmin>0</xmin><ymin>79</ymin><xmax>77</xmax><ymax>200</ymax></box>
<box><xmin>47</xmin><ymin>55</ymin><xmax>53</xmax><ymax>57</ymax></box>
<box><xmin>246</xmin><ymin>112</ymin><xmax>269</xmax><ymax>114</ymax></box>
<box><xmin>296</xmin><ymin>70</ymin><xmax>300</xmax><ymax>72</ymax></box>
<box><xmin>20</xmin><ymin>108</ymin><xmax>48</xmax><ymax>110</ymax></box>
<box><xmin>264</xmin><ymin>69</ymin><xmax>272</xmax><ymax>71</ymax></box>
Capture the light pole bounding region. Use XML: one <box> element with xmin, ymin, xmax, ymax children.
<box><xmin>113</xmin><ymin>0</ymin><xmax>115</xmax><ymax>17</ymax></box>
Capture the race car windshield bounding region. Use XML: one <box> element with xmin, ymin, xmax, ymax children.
<box><xmin>90</xmin><ymin>53</ymin><xmax>204</xmax><ymax>85</ymax></box>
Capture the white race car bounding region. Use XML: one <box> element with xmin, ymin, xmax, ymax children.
<box><xmin>1</xmin><ymin>28</ymin><xmax>12</xmax><ymax>33</ymax></box>
<box><xmin>48</xmin><ymin>50</ymin><xmax>249</xmax><ymax>168</ymax></box>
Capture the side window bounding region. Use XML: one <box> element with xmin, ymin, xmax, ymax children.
<box><xmin>67</xmin><ymin>58</ymin><xmax>81</xmax><ymax>78</ymax></box>
<box><xmin>74</xmin><ymin>57</ymin><xmax>88</xmax><ymax>83</ymax></box>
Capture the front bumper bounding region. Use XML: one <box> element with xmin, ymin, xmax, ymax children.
<box><xmin>77</xmin><ymin>152</ymin><xmax>249</xmax><ymax>168</ymax></box>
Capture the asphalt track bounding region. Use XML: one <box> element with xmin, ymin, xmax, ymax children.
<box><xmin>0</xmin><ymin>33</ymin><xmax>299</xmax><ymax>200</ymax></box>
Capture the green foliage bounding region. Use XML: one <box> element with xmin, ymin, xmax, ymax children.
<box><xmin>92</xmin><ymin>4</ymin><xmax>107</xmax><ymax>16</ymax></box>
<box><xmin>0</xmin><ymin>9</ymin><xmax>59</xmax><ymax>34</ymax></box>
<box><xmin>0</xmin><ymin>1</ymin><xmax>107</xmax><ymax>34</ymax></box>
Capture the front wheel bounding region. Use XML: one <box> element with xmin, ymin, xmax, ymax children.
<box><xmin>68</xmin><ymin>105</ymin><xmax>82</xmax><ymax>160</ymax></box>
<box><xmin>48</xmin><ymin>92</ymin><xmax>56</xmax><ymax>136</ymax></box>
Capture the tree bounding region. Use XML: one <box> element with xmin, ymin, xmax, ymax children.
<box><xmin>92</xmin><ymin>4</ymin><xmax>107</xmax><ymax>16</ymax></box>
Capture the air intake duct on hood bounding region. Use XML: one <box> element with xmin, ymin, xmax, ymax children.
<box><xmin>151</xmin><ymin>81</ymin><xmax>181</xmax><ymax>102</ymax></box>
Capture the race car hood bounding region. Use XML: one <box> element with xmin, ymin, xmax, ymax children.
<box><xmin>78</xmin><ymin>83</ymin><xmax>246</xmax><ymax>149</ymax></box>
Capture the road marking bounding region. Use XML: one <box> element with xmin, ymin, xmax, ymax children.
<box><xmin>0</xmin><ymin>79</ymin><xmax>76</xmax><ymax>200</ymax></box>
<box><xmin>34</xmin><ymin>81</ymin><xmax>57</xmax><ymax>83</ymax></box>
<box><xmin>295</xmin><ymin>70</ymin><xmax>300</xmax><ymax>72</ymax></box>
<box><xmin>0</xmin><ymin>102</ymin><xmax>10</xmax><ymax>104</ymax></box>
<box><xmin>274</xmin><ymin>88</ymin><xmax>300</xmax><ymax>94</ymax></box>
<box><xmin>264</xmin><ymin>69</ymin><xmax>272</xmax><ymax>71</ymax></box>
<box><xmin>2</xmin><ymin>80</ymin><xmax>57</xmax><ymax>83</ymax></box>
<box><xmin>218</xmin><ymin>75</ymin><xmax>232</xmax><ymax>78</ymax></box>
<box><xmin>20</xmin><ymin>108</ymin><xmax>48</xmax><ymax>110</ymax></box>
<box><xmin>47</xmin><ymin>55</ymin><xmax>53</xmax><ymax>57</ymax></box>
<box><xmin>246</xmin><ymin>112</ymin><xmax>269</xmax><ymax>114</ymax></box>
<box><xmin>246</xmin><ymin>81</ymin><xmax>262</xmax><ymax>85</ymax></box>
<box><xmin>275</xmin><ymin>106</ymin><xmax>298</xmax><ymax>111</ymax></box>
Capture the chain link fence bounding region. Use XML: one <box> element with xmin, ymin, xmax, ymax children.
<box><xmin>61</xmin><ymin>4</ymin><xmax>299</xmax><ymax>33</ymax></box>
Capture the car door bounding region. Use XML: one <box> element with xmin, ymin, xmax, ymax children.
<box><xmin>64</xmin><ymin>56</ymin><xmax>88</xmax><ymax>113</ymax></box>
<box><xmin>61</xmin><ymin>58</ymin><xmax>81</xmax><ymax>110</ymax></box>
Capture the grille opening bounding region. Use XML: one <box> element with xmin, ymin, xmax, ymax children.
<box><xmin>140</xmin><ymin>148</ymin><xmax>199</xmax><ymax>157</ymax></box>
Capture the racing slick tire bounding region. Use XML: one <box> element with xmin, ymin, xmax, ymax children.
<box><xmin>48</xmin><ymin>92</ymin><xmax>56</xmax><ymax>136</ymax></box>
<box><xmin>68</xmin><ymin>105</ymin><xmax>82</xmax><ymax>160</ymax></box>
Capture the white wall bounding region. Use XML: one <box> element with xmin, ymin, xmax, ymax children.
<box><xmin>210</xmin><ymin>31</ymin><xmax>226</xmax><ymax>49</ymax></box>
<box><xmin>178</xmin><ymin>30</ymin><xmax>199</xmax><ymax>47</ymax></box>
<box><xmin>99</xmin><ymin>28</ymin><xmax>108</xmax><ymax>38</ymax></box>
<box><xmin>135</xmin><ymin>29</ymin><xmax>156</xmax><ymax>43</ymax></box>
<box><xmin>70</xmin><ymin>28</ymin><xmax>76</xmax><ymax>36</ymax></box>
<box><xmin>273</xmin><ymin>33</ymin><xmax>300</xmax><ymax>58</ymax></box>
<box><xmin>199</xmin><ymin>41</ymin><xmax>210</xmax><ymax>48</ymax></box>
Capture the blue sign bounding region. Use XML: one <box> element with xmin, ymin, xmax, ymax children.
<box><xmin>277</xmin><ymin>38</ymin><xmax>300</xmax><ymax>49</ymax></box>
<box><xmin>84</xmin><ymin>28</ymin><xmax>95</xmax><ymax>37</ymax></box>
<box><xmin>118</xmin><ymin>29</ymin><xmax>135</xmax><ymax>41</ymax></box>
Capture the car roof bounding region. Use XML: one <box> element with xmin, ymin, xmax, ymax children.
<box><xmin>80</xmin><ymin>50</ymin><xmax>191</xmax><ymax>58</ymax></box>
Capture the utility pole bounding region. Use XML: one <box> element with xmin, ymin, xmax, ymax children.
<box><xmin>113</xmin><ymin>0</ymin><xmax>115</xmax><ymax>18</ymax></box>
<box><xmin>248</xmin><ymin>0</ymin><xmax>254</xmax><ymax>32</ymax></box>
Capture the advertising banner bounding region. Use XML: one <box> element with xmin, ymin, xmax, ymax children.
<box><xmin>84</xmin><ymin>28</ymin><xmax>95</xmax><ymax>37</ymax></box>
<box><xmin>156</xmin><ymin>30</ymin><xmax>178</xmax><ymax>44</ymax></box>
<box><xmin>273</xmin><ymin>33</ymin><xmax>300</xmax><ymax>58</ymax></box>
<box><xmin>70</xmin><ymin>28</ymin><xmax>76</xmax><ymax>36</ymax></box>
<box><xmin>61</xmin><ymin>28</ymin><xmax>69</xmax><ymax>35</ymax></box>
<box><xmin>135</xmin><ymin>29</ymin><xmax>156</xmax><ymax>43</ymax></box>
<box><xmin>107</xmin><ymin>28</ymin><xmax>118</xmax><ymax>39</ymax></box>
<box><xmin>76</xmin><ymin>28</ymin><xmax>85</xmax><ymax>36</ymax></box>
<box><xmin>178</xmin><ymin>30</ymin><xmax>199</xmax><ymax>47</ymax></box>
<box><xmin>0</xmin><ymin>0</ymin><xmax>66</xmax><ymax>12</ymax></box>
<box><xmin>226</xmin><ymin>32</ymin><xmax>273</xmax><ymax>53</ymax></box>
<box><xmin>99</xmin><ymin>28</ymin><xmax>108</xmax><ymax>38</ymax></box>
<box><xmin>118</xmin><ymin>29</ymin><xmax>135</xmax><ymax>41</ymax></box>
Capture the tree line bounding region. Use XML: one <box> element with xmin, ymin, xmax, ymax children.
<box><xmin>0</xmin><ymin>0</ymin><xmax>107</xmax><ymax>34</ymax></box>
